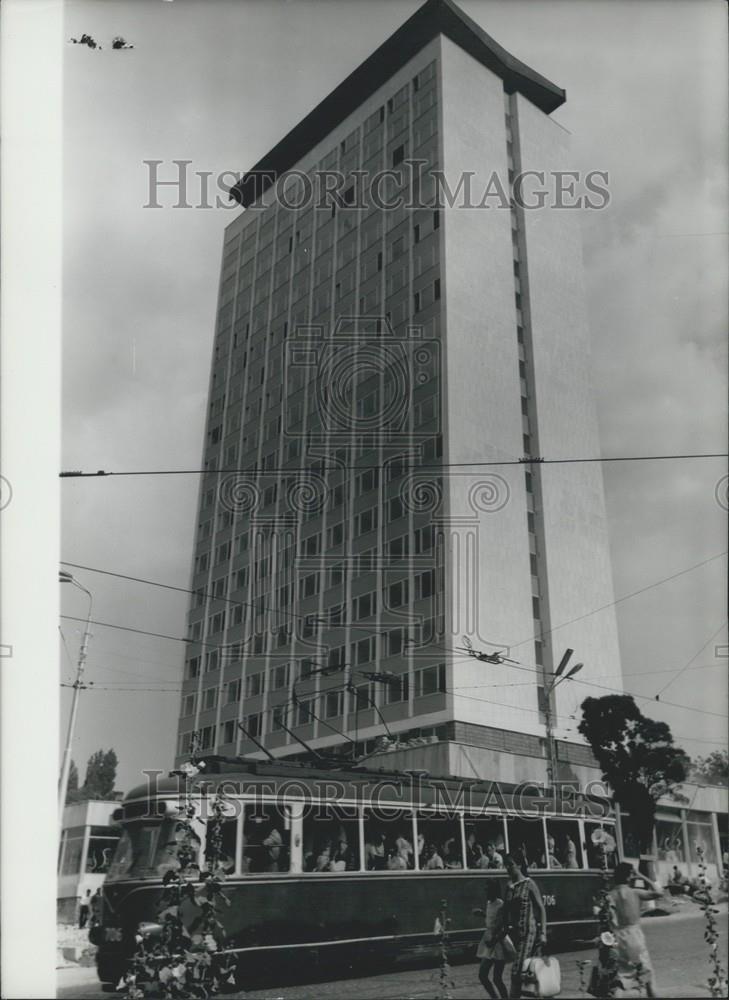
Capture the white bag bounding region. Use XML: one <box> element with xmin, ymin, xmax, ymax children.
<box><xmin>522</xmin><ymin>954</ymin><xmax>561</xmax><ymax>998</ymax></box>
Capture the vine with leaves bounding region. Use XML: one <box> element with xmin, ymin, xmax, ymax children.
<box><xmin>121</xmin><ymin>733</ymin><xmax>236</xmax><ymax>998</ymax></box>
<box><xmin>433</xmin><ymin>899</ymin><xmax>455</xmax><ymax>1000</ymax></box>
<box><xmin>696</xmin><ymin>845</ymin><xmax>728</xmax><ymax>999</ymax></box>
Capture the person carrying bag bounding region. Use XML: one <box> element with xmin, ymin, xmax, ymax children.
<box><xmin>503</xmin><ymin>852</ymin><xmax>558</xmax><ymax>998</ymax></box>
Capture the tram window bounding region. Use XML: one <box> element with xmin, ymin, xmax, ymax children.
<box><xmin>417</xmin><ymin>811</ymin><xmax>463</xmax><ymax>869</ymax></box>
<box><xmin>545</xmin><ymin>820</ymin><xmax>582</xmax><ymax>869</ymax></box>
<box><xmin>206</xmin><ymin>817</ymin><xmax>238</xmax><ymax>874</ymax></box>
<box><xmin>303</xmin><ymin>806</ymin><xmax>360</xmax><ymax>872</ymax></box>
<box><xmin>584</xmin><ymin>822</ymin><xmax>617</xmax><ymax>869</ymax></box>
<box><xmin>243</xmin><ymin>808</ymin><xmax>290</xmax><ymax>874</ymax></box>
<box><xmin>465</xmin><ymin>818</ymin><xmax>506</xmax><ymax>869</ymax></box>
<box><xmin>85</xmin><ymin>827</ymin><xmax>121</xmax><ymax>874</ymax></box>
<box><xmin>363</xmin><ymin>809</ymin><xmax>415</xmax><ymax>871</ymax></box>
<box><xmin>155</xmin><ymin>819</ymin><xmax>202</xmax><ymax>876</ymax></box>
<box><xmin>505</xmin><ymin>817</ymin><xmax>546</xmax><ymax>870</ymax></box>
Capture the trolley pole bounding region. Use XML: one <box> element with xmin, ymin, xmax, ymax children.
<box><xmin>59</xmin><ymin>572</ymin><xmax>93</xmax><ymax>831</ymax></box>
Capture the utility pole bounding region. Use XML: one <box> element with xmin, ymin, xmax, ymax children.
<box><xmin>543</xmin><ymin>648</ymin><xmax>583</xmax><ymax>788</ymax></box>
<box><xmin>58</xmin><ymin>571</ymin><xmax>93</xmax><ymax>830</ymax></box>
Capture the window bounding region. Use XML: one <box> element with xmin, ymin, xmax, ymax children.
<box><xmin>385</xmin><ymin>673</ymin><xmax>409</xmax><ymax>704</ymax></box>
<box><xmin>417</xmin><ymin>811</ymin><xmax>462</xmax><ymax>869</ymax></box>
<box><xmin>352</xmin><ymin>635</ymin><xmax>376</xmax><ymax>665</ymax></box>
<box><xmin>187</xmin><ymin>657</ymin><xmax>200</xmax><ymax>680</ymax></box>
<box><xmin>327</xmin><ymin>522</ymin><xmax>344</xmax><ymax>548</ymax></box>
<box><xmin>200</xmin><ymin>724</ymin><xmax>217</xmax><ymax>750</ymax></box>
<box><xmin>242</xmin><ymin>712</ymin><xmax>262</xmax><ymax>739</ymax></box>
<box><xmin>545</xmin><ymin>819</ymin><xmax>584</xmax><ymax>869</ymax></box>
<box><xmin>364</xmin><ymin>808</ymin><xmax>414</xmax><ymax>870</ymax></box>
<box><xmin>271</xmin><ymin>704</ymin><xmax>288</xmax><ymax>732</ymax></box>
<box><xmin>303</xmin><ymin>805</ymin><xmax>360</xmax><ymax>872</ymax></box>
<box><xmin>202</xmin><ymin>687</ymin><xmax>218</xmax><ymax>712</ymax></box>
<box><xmin>298</xmin><ymin>573</ymin><xmax>320</xmax><ymax>599</ymax></box>
<box><xmin>327</xmin><ymin>644</ymin><xmax>347</xmax><ymax>669</ymax></box>
<box><xmin>205</xmin><ymin>650</ymin><xmax>219</xmax><ymax>673</ymax></box>
<box><xmin>356</xmin><ymin>468</ymin><xmax>379</xmax><ymax>495</ymax></box>
<box><xmin>226</xmin><ymin>679</ymin><xmax>241</xmax><ymax>704</ymax></box>
<box><xmin>324</xmin><ymin>691</ymin><xmax>344</xmax><ymax>718</ymax></box>
<box><xmin>245</xmin><ymin>672</ymin><xmax>264</xmax><ymax>698</ymax></box>
<box><xmin>182</xmin><ymin>693</ymin><xmax>197</xmax><ymax>717</ymax></box>
<box><xmin>414</xmin><ymin>524</ymin><xmax>435</xmax><ymax>554</ymax></box>
<box><xmin>415</xmin><ymin>663</ymin><xmax>446</xmax><ymax>698</ymax></box>
<box><xmin>413</xmin><ymin>291</ymin><xmax>421</xmax><ymax>314</ymax></box>
<box><xmin>433</xmin><ymin>210</ymin><xmax>440</xmax><ymax>230</ymax></box>
<box><xmin>328</xmin><ymin>563</ymin><xmax>344</xmax><ymax>587</ymax></box>
<box><xmin>355</xmin><ymin>507</ymin><xmax>378</xmax><ymax>536</ymax></box>
<box><xmin>464</xmin><ymin>819</ymin><xmax>507</xmax><ymax>870</ymax></box>
<box><xmin>271</xmin><ymin>663</ymin><xmax>290</xmax><ymax>690</ymax></box>
<box><xmin>221</xmin><ymin>719</ymin><xmax>236</xmax><ymax>746</ymax></box>
<box><xmin>387</xmin><ymin>534</ymin><xmax>409</xmax><ymax>558</ymax></box>
<box><xmin>352</xmin><ymin>591</ymin><xmax>377</xmax><ymax>621</ymax></box>
<box><xmin>387</xmin><ymin>578</ymin><xmax>409</xmax><ymax>609</ymax></box>
<box><xmin>387</xmin><ymin>497</ymin><xmax>405</xmax><ymax>521</ymax></box>
<box><xmin>415</xmin><ymin>569</ymin><xmax>435</xmax><ymax>600</ymax></box>
<box><xmin>392</xmin><ymin>144</ymin><xmax>405</xmax><ymax>167</ymax></box>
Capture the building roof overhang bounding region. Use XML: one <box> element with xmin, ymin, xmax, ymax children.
<box><xmin>230</xmin><ymin>0</ymin><xmax>565</xmax><ymax>208</ymax></box>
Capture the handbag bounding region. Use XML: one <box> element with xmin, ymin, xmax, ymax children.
<box><xmin>521</xmin><ymin>954</ymin><xmax>561</xmax><ymax>998</ymax></box>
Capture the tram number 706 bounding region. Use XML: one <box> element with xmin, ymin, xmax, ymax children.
<box><xmin>542</xmin><ymin>894</ymin><xmax>556</xmax><ymax>907</ymax></box>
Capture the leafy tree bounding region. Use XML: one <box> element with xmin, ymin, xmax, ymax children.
<box><xmin>578</xmin><ymin>695</ymin><xmax>689</xmax><ymax>857</ymax></box>
<box><xmin>82</xmin><ymin>748</ymin><xmax>118</xmax><ymax>799</ymax></box>
<box><xmin>66</xmin><ymin>759</ymin><xmax>79</xmax><ymax>801</ymax></box>
<box><xmin>691</xmin><ymin>750</ymin><xmax>729</xmax><ymax>786</ymax></box>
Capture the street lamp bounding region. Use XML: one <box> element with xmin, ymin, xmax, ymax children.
<box><xmin>543</xmin><ymin>648</ymin><xmax>583</xmax><ymax>789</ymax></box>
<box><xmin>58</xmin><ymin>571</ymin><xmax>93</xmax><ymax>828</ymax></box>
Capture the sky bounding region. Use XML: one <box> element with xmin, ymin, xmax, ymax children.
<box><xmin>60</xmin><ymin>0</ymin><xmax>728</xmax><ymax>794</ymax></box>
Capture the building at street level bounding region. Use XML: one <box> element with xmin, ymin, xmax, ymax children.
<box><xmin>175</xmin><ymin>0</ymin><xmax>623</xmax><ymax>785</ymax></box>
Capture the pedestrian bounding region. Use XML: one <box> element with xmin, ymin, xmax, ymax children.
<box><xmin>474</xmin><ymin>881</ymin><xmax>513</xmax><ymax>999</ymax></box>
<box><xmin>78</xmin><ymin>889</ymin><xmax>91</xmax><ymax>929</ymax></box>
<box><xmin>608</xmin><ymin>862</ymin><xmax>663</xmax><ymax>997</ymax></box>
<box><xmin>503</xmin><ymin>852</ymin><xmax>547</xmax><ymax>999</ymax></box>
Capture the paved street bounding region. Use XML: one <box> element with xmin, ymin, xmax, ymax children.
<box><xmin>58</xmin><ymin>909</ymin><xmax>727</xmax><ymax>999</ymax></box>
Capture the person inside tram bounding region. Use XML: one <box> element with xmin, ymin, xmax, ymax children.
<box><xmin>423</xmin><ymin>843</ymin><xmax>445</xmax><ymax>870</ymax></box>
<box><xmin>562</xmin><ymin>833</ymin><xmax>580</xmax><ymax>869</ymax></box>
<box><xmin>443</xmin><ymin>836</ymin><xmax>462</xmax><ymax>869</ymax></box>
<box><xmin>471</xmin><ymin>843</ymin><xmax>491</xmax><ymax>869</ymax></box>
<box><xmin>365</xmin><ymin>831</ymin><xmax>387</xmax><ymax>870</ymax></box>
<box><xmin>395</xmin><ymin>833</ymin><xmax>413</xmax><ymax>864</ymax></box>
<box><xmin>485</xmin><ymin>842</ymin><xmax>504</xmax><ymax>869</ymax></box>
<box><xmin>262</xmin><ymin>825</ymin><xmax>285</xmax><ymax>872</ymax></box>
<box><xmin>330</xmin><ymin>836</ymin><xmax>354</xmax><ymax>872</ymax></box>
<box><xmin>541</xmin><ymin>835</ymin><xmax>562</xmax><ymax>869</ymax></box>
<box><xmin>312</xmin><ymin>840</ymin><xmax>332</xmax><ymax>872</ymax></box>
<box><xmin>466</xmin><ymin>830</ymin><xmax>479</xmax><ymax>868</ymax></box>
<box><xmin>387</xmin><ymin>847</ymin><xmax>408</xmax><ymax>870</ymax></box>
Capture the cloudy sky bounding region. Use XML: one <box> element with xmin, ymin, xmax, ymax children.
<box><xmin>60</xmin><ymin>0</ymin><xmax>728</xmax><ymax>793</ymax></box>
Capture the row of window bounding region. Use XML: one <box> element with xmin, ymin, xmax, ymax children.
<box><xmin>181</xmin><ymin>663</ymin><xmax>446</xmax><ymax>743</ymax></box>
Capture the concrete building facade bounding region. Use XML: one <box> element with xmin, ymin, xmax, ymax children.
<box><xmin>174</xmin><ymin>0</ymin><xmax>622</xmax><ymax>782</ymax></box>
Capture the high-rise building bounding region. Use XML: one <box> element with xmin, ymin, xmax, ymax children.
<box><xmin>175</xmin><ymin>0</ymin><xmax>622</xmax><ymax>785</ymax></box>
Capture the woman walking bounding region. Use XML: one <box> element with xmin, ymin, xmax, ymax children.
<box><xmin>474</xmin><ymin>881</ymin><xmax>512</xmax><ymax>998</ymax></box>
<box><xmin>608</xmin><ymin>862</ymin><xmax>663</xmax><ymax>997</ymax></box>
<box><xmin>503</xmin><ymin>852</ymin><xmax>547</xmax><ymax>998</ymax></box>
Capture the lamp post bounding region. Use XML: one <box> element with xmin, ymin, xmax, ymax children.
<box><xmin>543</xmin><ymin>648</ymin><xmax>583</xmax><ymax>789</ymax></box>
<box><xmin>58</xmin><ymin>571</ymin><xmax>93</xmax><ymax>827</ymax></box>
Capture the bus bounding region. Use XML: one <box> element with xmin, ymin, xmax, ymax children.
<box><xmin>91</xmin><ymin>755</ymin><xmax>617</xmax><ymax>987</ymax></box>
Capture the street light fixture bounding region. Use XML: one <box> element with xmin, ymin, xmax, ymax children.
<box><xmin>58</xmin><ymin>571</ymin><xmax>93</xmax><ymax>829</ymax></box>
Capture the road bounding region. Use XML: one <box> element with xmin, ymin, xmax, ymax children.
<box><xmin>58</xmin><ymin>910</ymin><xmax>727</xmax><ymax>999</ymax></box>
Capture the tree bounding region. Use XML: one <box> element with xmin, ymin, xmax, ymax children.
<box><xmin>82</xmin><ymin>748</ymin><xmax>118</xmax><ymax>799</ymax></box>
<box><xmin>691</xmin><ymin>750</ymin><xmax>729</xmax><ymax>786</ymax></box>
<box><xmin>578</xmin><ymin>695</ymin><xmax>690</xmax><ymax>858</ymax></box>
<box><xmin>66</xmin><ymin>759</ymin><xmax>79</xmax><ymax>802</ymax></box>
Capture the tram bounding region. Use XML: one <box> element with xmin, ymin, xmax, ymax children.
<box><xmin>92</xmin><ymin>755</ymin><xmax>617</xmax><ymax>986</ymax></box>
